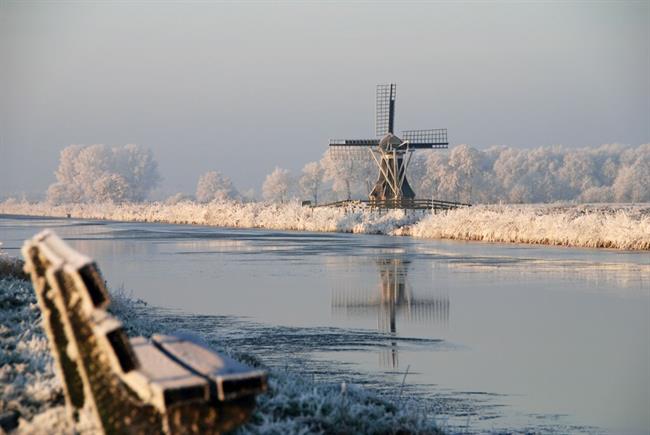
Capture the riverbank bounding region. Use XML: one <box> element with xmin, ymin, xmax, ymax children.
<box><xmin>1</xmin><ymin>200</ymin><xmax>648</xmax><ymax>250</ymax></box>
<box><xmin>0</xmin><ymin>255</ymin><xmax>440</xmax><ymax>434</ymax></box>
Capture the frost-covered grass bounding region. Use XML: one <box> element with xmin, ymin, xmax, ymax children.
<box><xmin>1</xmin><ymin>199</ymin><xmax>648</xmax><ymax>250</ymax></box>
<box><xmin>0</xmin><ymin>276</ymin><xmax>62</xmax><ymax>433</ymax></box>
<box><xmin>0</xmin><ymin>199</ymin><xmax>421</xmax><ymax>234</ymax></box>
<box><xmin>405</xmin><ymin>203</ymin><xmax>650</xmax><ymax>250</ymax></box>
<box><xmin>0</xmin><ymin>257</ymin><xmax>440</xmax><ymax>434</ymax></box>
<box><xmin>0</xmin><ymin>254</ymin><xmax>26</xmax><ymax>281</ymax></box>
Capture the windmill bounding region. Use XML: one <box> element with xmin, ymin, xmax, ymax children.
<box><xmin>329</xmin><ymin>84</ymin><xmax>448</xmax><ymax>203</ymax></box>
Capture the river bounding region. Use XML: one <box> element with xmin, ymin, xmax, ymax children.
<box><xmin>1</xmin><ymin>215</ymin><xmax>648</xmax><ymax>434</ymax></box>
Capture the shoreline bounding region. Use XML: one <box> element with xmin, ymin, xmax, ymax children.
<box><xmin>0</xmin><ymin>256</ymin><xmax>440</xmax><ymax>434</ymax></box>
<box><xmin>0</xmin><ymin>200</ymin><xmax>650</xmax><ymax>251</ymax></box>
<box><xmin>1</xmin><ymin>200</ymin><xmax>649</xmax><ymax>250</ymax></box>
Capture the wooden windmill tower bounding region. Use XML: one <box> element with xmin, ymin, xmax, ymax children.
<box><xmin>329</xmin><ymin>84</ymin><xmax>448</xmax><ymax>204</ymax></box>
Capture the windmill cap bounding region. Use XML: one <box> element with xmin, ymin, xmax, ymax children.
<box><xmin>379</xmin><ymin>133</ymin><xmax>403</xmax><ymax>149</ymax></box>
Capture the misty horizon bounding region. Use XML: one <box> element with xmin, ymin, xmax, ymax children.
<box><xmin>1</xmin><ymin>1</ymin><xmax>648</xmax><ymax>198</ymax></box>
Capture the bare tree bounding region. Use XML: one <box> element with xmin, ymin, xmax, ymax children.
<box><xmin>320</xmin><ymin>152</ymin><xmax>356</xmax><ymax>200</ymax></box>
<box><xmin>299</xmin><ymin>161</ymin><xmax>324</xmax><ymax>204</ymax></box>
<box><xmin>262</xmin><ymin>167</ymin><xmax>292</xmax><ymax>203</ymax></box>
<box><xmin>196</xmin><ymin>171</ymin><xmax>239</xmax><ymax>203</ymax></box>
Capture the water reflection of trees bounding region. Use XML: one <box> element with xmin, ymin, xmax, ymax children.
<box><xmin>331</xmin><ymin>257</ymin><xmax>449</xmax><ymax>368</ymax></box>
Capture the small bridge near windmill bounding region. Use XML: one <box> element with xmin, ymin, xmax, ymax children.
<box><xmin>318</xmin><ymin>198</ymin><xmax>470</xmax><ymax>211</ymax></box>
<box><xmin>324</xmin><ymin>83</ymin><xmax>470</xmax><ymax>211</ymax></box>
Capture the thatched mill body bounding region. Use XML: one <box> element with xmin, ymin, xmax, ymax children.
<box><xmin>329</xmin><ymin>84</ymin><xmax>448</xmax><ymax>203</ymax></box>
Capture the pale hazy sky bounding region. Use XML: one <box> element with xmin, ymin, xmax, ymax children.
<box><xmin>1</xmin><ymin>1</ymin><xmax>648</xmax><ymax>197</ymax></box>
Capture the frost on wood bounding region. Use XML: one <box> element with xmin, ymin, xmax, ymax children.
<box><xmin>20</xmin><ymin>231</ymin><xmax>266</xmax><ymax>434</ymax></box>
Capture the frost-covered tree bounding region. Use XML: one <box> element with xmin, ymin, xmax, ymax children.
<box><xmin>320</xmin><ymin>151</ymin><xmax>375</xmax><ymax>200</ymax></box>
<box><xmin>356</xmin><ymin>155</ymin><xmax>378</xmax><ymax>197</ymax></box>
<box><xmin>407</xmin><ymin>154</ymin><xmax>428</xmax><ymax>197</ymax></box>
<box><xmin>262</xmin><ymin>167</ymin><xmax>292</xmax><ymax>203</ymax></box>
<box><xmin>320</xmin><ymin>153</ymin><xmax>353</xmax><ymax>200</ymax></box>
<box><xmin>195</xmin><ymin>171</ymin><xmax>239</xmax><ymax>203</ymax></box>
<box><xmin>299</xmin><ymin>162</ymin><xmax>324</xmax><ymax>204</ymax></box>
<box><xmin>112</xmin><ymin>144</ymin><xmax>162</xmax><ymax>201</ymax></box>
<box><xmin>611</xmin><ymin>146</ymin><xmax>650</xmax><ymax>202</ymax></box>
<box><xmin>47</xmin><ymin>144</ymin><xmax>160</xmax><ymax>204</ymax></box>
<box><xmin>92</xmin><ymin>173</ymin><xmax>131</xmax><ymax>203</ymax></box>
<box><xmin>412</xmin><ymin>143</ymin><xmax>649</xmax><ymax>204</ymax></box>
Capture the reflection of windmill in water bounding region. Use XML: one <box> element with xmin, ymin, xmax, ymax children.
<box><xmin>332</xmin><ymin>257</ymin><xmax>449</xmax><ymax>368</ymax></box>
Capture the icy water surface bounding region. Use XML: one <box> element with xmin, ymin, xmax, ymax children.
<box><xmin>1</xmin><ymin>215</ymin><xmax>649</xmax><ymax>434</ymax></box>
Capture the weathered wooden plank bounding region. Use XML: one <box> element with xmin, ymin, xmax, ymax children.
<box><xmin>152</xmin><ymin>334</ymin><xmax>267</xmax><ymax>401</ymax></box>
<box><xmin>23</xmin><ymin>230</ymin><xmax>265</xmax><ymax>434</ymax></box>
<box><xmin>125</xmin><ymin>337</ymin><xmax>210</xmax><ymax>411</ymax></box>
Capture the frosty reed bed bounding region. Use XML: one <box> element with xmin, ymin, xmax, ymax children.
<box><xmin>1</xmin><ymin>200</ymin><xmax>648</xmax><ymax>250</ymax></box>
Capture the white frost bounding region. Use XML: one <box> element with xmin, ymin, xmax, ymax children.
<box><xmin>1</xmin><ymin>200</ymin><xmax>648</xmax><ymax>250</ymax></box>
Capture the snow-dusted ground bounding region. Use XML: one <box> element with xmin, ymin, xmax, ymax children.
<box><xmin>0</xmin><ymin>256</ymin><xmax>439</xmax><ymax>434</ymax></box>
<box><xmin>1</xmin><ymin>199</ymin><xmax>648</xmax><ymax>250</ymax></box>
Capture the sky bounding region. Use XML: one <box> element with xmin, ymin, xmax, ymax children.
<box><xmin>1</xmin><ymin>1</ymin><xmax>648</xmax><ymax>198</ymax></box>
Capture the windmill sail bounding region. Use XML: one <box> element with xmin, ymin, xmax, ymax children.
<box><xmin>375</xmin><ymin>84</ymin><xmax>396</xmax><ymax>136</ymax></box>
<box><xmin>327</xmin><ymin>83</ymin><xmax>450</xmax><ymax>205</ymax></box>
<box><xmin>329</xmin><ymin>139</ymin><xmax>380</xmax><ymax>147</ymax></box>
<box><xmin>401</xmin><ymin>129</ymin><xmax>448</xmax><ymax>149</ymax></box>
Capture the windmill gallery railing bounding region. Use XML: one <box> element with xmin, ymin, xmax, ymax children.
<box><xmin>313</xmin><ymin>198</ymin><xmax>471</xmax><ymax>211</ymax></box>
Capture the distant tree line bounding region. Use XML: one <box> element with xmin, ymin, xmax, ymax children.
<box><xmin>410</xmin><ymin>143</ymin><xmax>650</xmax><ymax>204</ymax></box>
<box><xmin>262</xmin><ymin>143</ymin><xmax>649</xmax><ymax>204</ymax></box>
<box><xmin>47</xmin><ymin>143</ymin><xmax>649</xmax><ymax>205</ymax></box>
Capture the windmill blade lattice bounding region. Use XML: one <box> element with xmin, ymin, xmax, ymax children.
<box><xmin>327</xmin><ymin>83</ymin><xmax>448</xmax><ymax>203</ymax></box>
<box><xmin>402</xmin><ymin>129</ymin><xmax>448</xmax><ymax>149</ymax></box>
<box><xmin>328</xmin><ymin>139</ymin><xmax>379</xmax><ymax>160</ymax></box>
<box><xmin>328</xmin><ymin>146</ymin><xmax>372</xmax><ymax>161</ymax></box>
<box><xmin>376</xmin><ymin>84</ymin><xmax>396</xmax><ymax>136</ymax></box>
